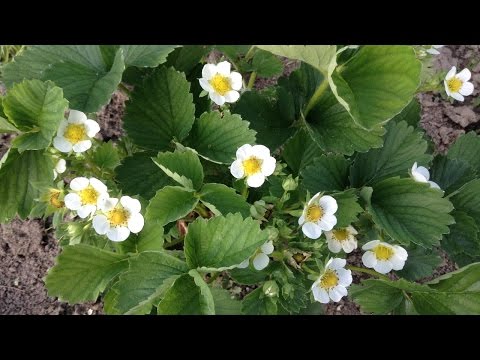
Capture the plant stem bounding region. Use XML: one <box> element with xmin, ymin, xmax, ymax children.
<box><xmin>302</xmin><ymin>263</ymin><xmax>319</xmax><ymax>276</ymax></box>
<box><xmin>195</xmin><ymin>203</ymin><xmax>210</xmax><ymax>218</ymax></box>
<box><xmin>304</xmin><ymin>79</ymin><xmax>330</xmax><ymax>117</ymax></box>
<box><xmin>164</xmin><ymin>237</ymin><xmax>184</xmax><ymax>249</ymax></box>
<box><xmin>346</xmin><ymin>265</ymin><xmax>390</xmax><ymax>281</ymax></box>
<box><xmin>244</xmin><ymin>46</ymin><xmax>256</xmax><ymax>62</ymax></box>
<box><xmin>247</xmin><ymin>72</ymin><xmax>257</xmax><ymax>89</ymax></box>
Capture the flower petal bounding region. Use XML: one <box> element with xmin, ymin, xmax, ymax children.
<box><xmin>120</xmin><ymin>196</ymin><xmax>141</xmax><ymax>214</ymax></box>
<box><xmin>394</xmin><ymin>245</ymin><xmax>408</xmax><ymax>261</ymax></box>
<box><xmin>55</xmin><ymin>159</ymin><xmax>66</xmax><ymax>174</ymax></box>
<box><xmin>335</xmin><ymin>285</ymin><xmax>348</xmax><ymax>297</ymax></box>
<box><xmin>459</xmin><ymin>81</ymin><xmax>474</xmax><ymax>96</ymax></box>
<box><xmin>237</xmin><ymin>259</ymin><xmax>249</xmax><ymax>269</ymax></box>
<box><xmin>253</xmin><ymin>253</ymin><xmax>270</xmax><ymax>270</ymax></box>
<box><xmin>347</xmin><ymin>225</ymin><xmax>358</xmax><ymax>235</ymax></box>
<box><xmin>319</xmin><ymin>195</ymin><xmax>338</xmax><ymax>214</ymax></box>
<box><xmin>456</xmin><ymin>68</ymin><xmax>471</xmax><ymax>82</ymax></box>
<box><xmin>56</xmin><ymin>120</ymin><xmax>68</xmax><ymax>136</ymax></box>
<box><xmin>298</xmin><ymin>214</ymin><xmax>305</xmax><ymax>226</ymax></box>
<box><xmin>415</xmin><ymin>165</ymin><xmax>430</xmax><ymax>181</ymax></box>
<box><xmin>216</xmin><ymin>61</ymin><xmax>231</xmax><ymax>76</ymax></box>
<box><xmin>209</xmin><ymin>92</ymin><xmax>225</xmax><ymax>106</ymax></box>
<box><xmin>328</xmin><ymin>258</ymin><xmax>346</xmax><ymax>270</ymax></box>
<box><xmin>84</xmin><ymin>119</ymin><xmax>100</xmax><ymax>137</ymax></box>
<box><xmin>308</xmin><ymin>192</ymin><xmax>322</xmax><ymax>205</ymax></box>
<box><xmin>302</xmin><ymin>222</ymin><xmax>322</xmax><ymax>239</ymax></box>
<box><xmin>77</xmin><ymin>204</ymin><xmax>96</xmax><ymax>219</ymax></box>
<box><xmin>362</xmin><ymin>240</ymin><xmax>380</xmax><ymax>250</ymax></box>
<box><xmin>373</xmin><ymin>260</ymin><xmax>393</xmax><ymax>274</ymax></box>
<box><xmin>451</xmin><ymin>92</ymin><xmax>465</xmax><ymax>102</ymax></box>
<box><xmin>362</xmin><ymin>251</ymin><xmax>377</xmax><ymax>268</ymax></box>
<box><xmin>444</xmin><ymin>80</ymin><xmax>452</xmax><ymax>97</ymax></box>
<box><xmin>229</xmin><ymin>71</ymin><xmax>242</xmax><ymax>90</ymax></box>
<box><xmin>107</xmin><ymin>226</ymin><xmax>131</xmax><ymax>242</ymax></box>
<box><xmin>64</xmin><ymin>193</ymin><xmax>82</xmax><ymax>210</ymax></box>
<box><xmin>251</xmin><ymin>145</ymin><xmax>271</xmax><ymax>159</ymax></box>
<box><xmin>336</xmin><ymin>268</ymin><xmax>353</xmax><ymax>286</ymax></box>
<box><xmin>428</xmin><ymin>180</ymin><xmax>441</xmax><ymax>190</ymax></box>
<box><xmin>92</xmin><ymin>215</ymin><xmax>109</xmax><ymax>235</ymax></box>
<box><xmin>390</xmin><ymin>254</ymin><xmax>406</xmax><ymax>271</ymax></box>
<box><xmin>312</xmin><ymin>286</ymin><xmax>330</xmax><ymax>304</ymax></box>
<box><xmin>261</xmin><ymin>157</ymin><xmax>276</xmax><ymax>177</ymax></box>
<box><xmin>68</xmin><ymin>109</ymin><xmax>87</xmax><ymax>124</ymax></box>
<box><xmin>328</xmin><ymin>287</ymin><xmax>343</xmax><ymax>302</ymax></box>
<box><xmin>236</xmin><ymin>144</ymin><xmax>253</xmax><ymax>160</ymax></box>
<box><xmin>53</xmin><ymin>136</ymin><xmax>73</xmax><ymax>153</ymax></box>
<box><xmin>224</xmin><ymin>90</ymin><xmax>240</xmax><ymax>103</ymax></box>
<box><xmin>260</xmin><ymin>241</ymin><xmax>274</xmax><ymax>255</ymax></box>
<box><xmin>202</xmin><ymin>64</ymin><xmax>217</xmax><ymax>80</ymax></box>
<box><xmin>327</xmin><ymin>238</ymin><xmax>342</xmax><ymax>253</ymax></box>
<box><xmin>445</xmin><ymin>66</ymin><xmax>456</xmax><ymax>80</ymax></box>
<box><xmin>70</xmin><ymin>177</ymin><xmax>89</xmax><ymax>191</ymax></box>
<box><xmin>246</xmin><ymin>173</ymin><xmax>265</xmax><ymax>188</ymax></box>
<box><xmin>89</xmin><ymin>177</ymin><xmax>108</xmax><ymax>194</ymax></box>
<box><xmin>342</xmin><ymin>239</ymin><xmax>357</xmax><ymax>253</ymax></box>
<box><xmin>230</xmin><ymin>159</ymin><xmax>245</xmax><ymax>179</ymax></box>
<box><xmin>100</xmin><ymin>197</ymin><xmax>119</xmax><ymax>212</ymax></box>
<box><xmin>317</xmin><ymin>214</ymin><xmax>337</xmax><ymax>231</ymax></box>
<box><xmin>127</xmin><ymin>212</ymin><xmax>145</xmax><ymax>233</ymax></box>
<box><xmin>72</xmin><ymin>140</ymin><xmax>92</xmax><ymax>153</ymax></box>
<box><xmin>199</xmin><ymin>78</ymin><xmax>213</xmax><ymax>92</ymax></box>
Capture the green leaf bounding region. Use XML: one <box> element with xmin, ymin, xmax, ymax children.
<box><xmin>115</xmin><ymin>153</ymin><xmax>172</xmax><ymax>200</ymax></box>
<box><xmin>282</xmin><ymin>129</ymin><xmax>322</xmax><ymax>176</ymax></box>
<box><xmin>211</xmin><ymin>288</ymin><xmax>242</xmax><ymax>315</ymax></box>
<box><xmin>157</xmin><ymin>270</ymin><xmax>214</xmax><ymax>315</ymax></box>
<box><xmin>121</xmin><ymin>45</ymin><xmax>177</xmax><ymax>67</ymax></box>
<box><xmin>447</xmin><ymin>131</ymin><xmax>480</xmax><ymax>173</ymax></box>
<box><xmin>187</xmin><ymin>111</ymin><xmax>256</xmax><ymax>164</ymax></box>
<box><xmin>350</xmin><ymin>121</ymin><xmax>431</xmax><ymax>187</ymax></box>
<box><xmin>166</xmin><ymin>45</ymin><xmax>212</xmax><ymax>74</ymax></box>
<box><xmin>123</xmin><ymin>66</ymin><xmax>195</xmax><ymax>151</ymax></box>
<box><xmin>391</xmin><ymin>99</ymin><xmax>421</xmax><ymax>127</ymax></box>
<box><xmin>368</xmin><ymin>177</ymin><xmax>454</xmax><ymax>247</ymax></box>
<box><xmin>0</xmin><ymin>116</ymin><xmax>19</xmax><ymax>133</ymax></box>
<box><xmin>199</xmin><ymin>183</ymin><xmax>251</xmax><ymax>218</ymax></box>
<box><xmin>251</xmin><ymin>49</ymin><xmax>283</xmax><ymax>77</ymax></box>
<box><xmin>185</xmin><ymin>213</ymin><xmax>268</xmax><ymax>270</ymax></box>
<box><xmin>331</xmin><ymin>189</ymin><xmax>364</xmax><ymax>228</ymax></box>
<box><xmin>119</xmin><ymin>219</ymin><xmax>164</xmax><ymax>253</ymax></box>
<box><xmin>153</xmin><ymin>149</ymin><xmax>204</xmax><ymax>190</ymax></box>
<box><xmin>146</xmin><ymin>186</ymin><xmax>198</xmax><ymax>226</ymax></box>
<box><xmin>450</xmin><ymin>179</ymin><xmax>480</xmax><ymax>227</ymax></box>
<box><xmin>305</xmin><ymin>89</ymin><xmax>385</xmax><ymax>155</ymax></box>
<box><xmin>300</xmin><ymin>154</ymin><xmax>349</xmax><ymax>193</ymax></box>
<box><xmin>45</xmin><ymin>245</ymin><xmax>129</xmax><ymax>303</ymax></box>
<box><xmin>257</xmin><ymin>45</ymin><xmax>336</xmax><ymax>74</ymax></box>
<box><xmin>228</xmin><ymin>267</ymin><xmax>270</xmax><ymax>285</ymax></box>
<box><xmin>233</xmin><ymin>90</ymin><xmax>294</xmax><ymax>151</ymax></box>
<box><xmin>332</xmin><ymin>46</ymin><xmax>421</xmax><ymax>129</ymax></box>
<box><xmin>241</xmin><ymin>287</ymin><xmax>277</xmax><ymax>315</ymax></box>
<box><xmin>91</xmin><ymin>141</ymin><xmax>121</xmax><ymax>170</ymax></box>
<box><xmin>3</xmin><ymin>79</ymin><xmax>68</xmax><ymax>151</ymax></box>
<box><xmin>442</xmin><ymin>211</ymin><xmax>480</xmax><ymax>264</ymax></box>
<box><xmin>349</xmin><ymin>279</ymin><xmax>405</xmax><ymax>314</ymax></box>
<box><xmin>430</xmin><ymin>156</ymin><xmax>476</xmax><ymax>195</ymax></box>
<box><xmin>3</xmin><ymin>46</ymin><xmax>125</xmax><ymax>113</ymax></box>
<box><xmin>0</xmin><ymin>149</ymin><xmax>53</xmax><ymax>222</ymax></box>
<box><xmin>109</xmin><ymin>251</ymin><xmax>189</xmax><ymax>314</ymax></box>
<box><xmin>396</xmin><ymin>247</ymin><xmax>442</xmax><ymax>281</ymax></box>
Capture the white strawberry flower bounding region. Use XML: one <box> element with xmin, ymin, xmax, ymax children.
<box><xmin>311</xmin><ymin>258</ymin><xmax>352</xmax><ymax>304</ymax></box>
<box><xmin>325</xmin><ymin>225</ymin><xmax>358</xmax><ymax>254</ymax></box>
<box><xmin>199</xmin><ymin>61</ymin><xmax>242</xmax><ymax>106</ymax></box>
<box><xmin>92</xmin><ymin>196</ymin><xmax>145</xmax><ymax>242</ymax></box>
<box><xmin>298</xmin><ymin>193</ymin><xmax>338</xmax><ymax>239</ymax></box>
<box><xmin>361</xmin><ymin>240</ymin><xmax>408</xmax><ymax>274</ymax></box>
<box><xmin>426</xmin><ymin>45</ymin><xmax>444</xmax><ymax>55</ymax></box>
<box><xmin>237</xmin><ymin>241</ymin><xmax>274</xmax><ymax>271</ymax></box>
<box><xmin>53</xmin><ymin>158</ymin><xmax>66</xmax><ymax>180</ymax></box>
<box><xmin>410</xmin><ymin>162</ymin><xmax>441</xmax><ymax>190</ymax></box>
<box><xmin>64</xmin><ymin>177</ymin><xmax>108</xmax><ymax>218</ymax></box>
<box><xmin>444</xmin><ymin>66</ymin><xmax>474</xmax><ymax>102</ymax></box>
<box><xmin>53</xmin><ymin>110</ymin><xmax>100</xmax><ymax>153</ymax></box>
<box><xmin>230</xmin><ymin>144</ymin><xmax>276</xmax><ymax>188</ymax></box>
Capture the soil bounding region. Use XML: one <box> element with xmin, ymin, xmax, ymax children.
<box><xmin>0</xmin><ymin>45</ymin><xmax>478</xmax><ymax>315</ymax></box>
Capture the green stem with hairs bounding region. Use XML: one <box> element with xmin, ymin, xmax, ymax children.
<box><xmin>304</xmin><ymin>79</ymin><xmax>330</xmax><ymax>117</ymax></box>
<box><xmin>346</xmin><ymin>265</ymin><xmax>390</xmax><ymax>281</ymax></box>
<box><xmin>247</xmin><ymin>72</ymin><xmax>257</xmax><ymax>89</ymax></box>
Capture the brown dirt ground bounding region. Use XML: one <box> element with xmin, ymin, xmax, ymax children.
<box><xmin>1</xmin><ymin>45</ymin><xmax>478</xmax><ymax>315</ymax></box>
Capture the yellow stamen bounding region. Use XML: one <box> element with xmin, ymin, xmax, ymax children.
<box><xmin>319</xmin><ymin>269</ymin><xmax>339</xmax><ymax>289</ymax></box>
<box><xmin>107</xmin><ymin>208</ymin><xmax>129</xmax><ymax>226</ymax></box>
<box><xmin>64</xmin><ymin>124</ymin><xmax>86</xmax><ymax>144</ymax></box>
<box><xmin>243</xmin><ymin>157</ymin><xmax>262</xmax><ymax>176</ymax></box>
<box><xmin>374</xmin><ymin>244</ymin><xmax>394</xmax><ymax>261</ymax></box>
<box><xmin>332</xmin><ymin>228</ymin><xmax>349</xmax><ymax>242</ymax></box>
<box><xmin>49</xmin><ymin>190</ymin><xmax>64</xmax><ymax>208</ymax></box>
<box><xmin>210</xmin><ymin>74</ymin><xmax>231</xmax><ymax>95</ymax></box>
<box><xmin>447</xmin><ymin>77</ymin><xmax>463</xmax><ymax>93</ymax></box>
<box><xmin>78</xmin><ymin>186</ymin><xmax>99</xmax><ymax>205</ymax></box>
<box><xmin>306</xmin><ymin>204</ymin><xmax>323</xmax><ymax>222</ymax></box>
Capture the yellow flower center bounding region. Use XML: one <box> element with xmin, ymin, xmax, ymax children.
<box><xmin>78</xmin><ymin>186</ymin><xmax>99</xmax><ymax>205</ymax></box>
<box><xmin>107</xmin><ymin>208</ymin><xmax>129</xmax><ymax>226</ymax></box>
<box><xmin>242</xmin><ymin>157</ymin><xmax>262</xmax><ymax>176</ymax></box>
<box><xmin>64</xmin><ymin>124</ymin><xmax>86</xmax><ymax>144</ymax></box>
<box><xmin>319</xmin><ymin>269</ymin><xmax>339</xmax><ymax>289</ymax></box>
<box><xmin>306</xmin><ymin>204</ymin><xmax>323</xmax><ymax>222</ymax></box>
<box><xmin>332</xmin><ymin>229</ymin><xmax>349</xmax><ymax>242</ymax></box>
<box><xmin>210</xmin><ymin>74</ymin><xmax>231</xmax><ymax>96</ymax></box>
<box><xmin>49</xmin><ymin>190</ymin><xmax>64</xmax><ymax>208</ymax></box>
<box><xmin>447</xmin><ymin>77</ymin><xmax>463</xmax><ymax>93</ymax></box>
<box><xmin>374</xmin><ymin>244</ymin><xmax>394</xmax><ymax>261</ymax></box>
